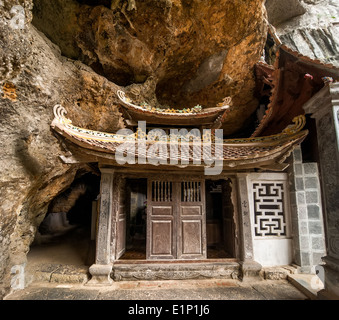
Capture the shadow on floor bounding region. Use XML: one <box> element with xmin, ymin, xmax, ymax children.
<box><xmin>26</xmin><ymin>226</ymin><xmax>95</xmax><ymax>285</ymax></box>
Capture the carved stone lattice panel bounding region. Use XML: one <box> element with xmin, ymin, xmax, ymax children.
<box><xmin>252</xmin><ymin>182</ymin><xmax>287</xmax><ymax>237</ymax></box>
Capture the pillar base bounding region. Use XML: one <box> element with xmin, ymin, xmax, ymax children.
<box><xmin>239</xmin><ymin>260</ymin><xmax>262</xmax><ymax>281</ymax></box>
<box><xmin>86</xmin><ymin>264</ymin><xmax>113</xmax><ymax>286</ymax></box>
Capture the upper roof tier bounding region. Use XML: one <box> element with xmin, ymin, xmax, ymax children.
<box><xmin>117</xmin><ymin>90</ymin><xmax>231</xmax><ymax>128</ymax></box>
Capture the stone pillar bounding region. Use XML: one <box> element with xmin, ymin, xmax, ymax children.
<box><xmin>287</xmin><ymin>147</ymin><xmax>326</xmax><ymax>273</ymax></box>
<box><xmin>236</xmin><ymin>174</ymin><xmax>262</xmax><ymax>279</ymax></box>
<box><xmin>87</xmin><ymin>168</ymin><xmax>114</xmax><ymax>286</ymax></box>
<box><xmin>303</xmin><ymin>82</ymin><xmax>339</xmax><ymax>299</ymax></box>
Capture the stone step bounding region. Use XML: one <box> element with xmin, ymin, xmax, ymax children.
<box><xmin>112</xmin><ymin>260</ymin><xmax>241</xmax><ymax>281</ymax></box>
<box><xmin>26</xmin><ymin>264</ymin><xmax>89</xmax><ymax>285</ymax></box>
<box><xmin>261</xmin><ymin>265</ymin><xmax>298</xmax><ymax>280</ymax></box>
<box><xmin>287</xmin><ymin>273</ymin><xmax>324</xmax><ymax>300</ymax></box>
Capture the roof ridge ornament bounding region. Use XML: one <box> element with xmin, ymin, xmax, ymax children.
<box><xmin>53</xmin><ymin>104</ymin><xmax>72</xmax><ymax>125</ymax></box>
<box><xmin>52</xmin><ymin>104</ymin><xmax>72</xmax><ymax>127</ymax></box>
<box><xmin>282</xmin><ymin>115</ymin><xmax>306</xmax><ymax>135</ymax></box>
<box><xmin>53</xmin><ymin>104</ymin><xmax>67</xmax><ymax>119</ymax></box>
<box><xmin>217</xmin><ymin>96</ymin><xmax>232</xmax><ymax>108</ymax></box>
<box><xmin>117</xmin><ymin>90</ymin><xmax>231</xmax><ymax>115</ymax></box>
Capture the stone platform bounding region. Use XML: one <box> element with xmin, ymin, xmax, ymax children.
<box><xmin>4</xmin><ymin>278</ymin><xmax>308</xmax><ymax>300</ymax></box>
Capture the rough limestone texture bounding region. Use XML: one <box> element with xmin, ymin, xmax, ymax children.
<box><xmin>0</xmin><ymin>0</ymin><xmax>338</xmax><ymax>300</ymax></box>
<box><xmin>268</xmin><ymin>0</ymin><xmax>339</xmax><ymax>66</ymax></box>
<box><xmin>32</xmin><ymin>0</ymin><xmax>268</xmax><ymax>135</ymax></box>
<box><xmin>0</xmin><ymin>0</ymin><xmax>125</xmax><ymax>298</ymax></box>
<box><xmin>265</xmin><ymin>0</ymin><xmax>307</xmax><ymax>26</ymax></box>
<box><xmin>0</xmin><ymin>0</ymin><xmax>268</xmax><ymax>298</ymax></box>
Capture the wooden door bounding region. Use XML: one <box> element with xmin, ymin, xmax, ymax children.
<box><xmin>222</xmin><ymin>180</ymin><xmax>235</xmax><ymax>257</ymax></box>
<box><xmin>147</xmin><ymin>178</ymin><xmax>206</xmax><ymax>260</ymax></box>
<box><xmin>116</xmin><ymin>178</ymin><xmax>126</xmax><ymax>260</ymax></box>
<box><xmin>178</xmin><ymin>181</ymin><xmax>206</xmax><ymax>259</ymax></box>
<box><xmin>147</xmin><ymin>180</ymin><xmax>176</xmax><ymax>259</ymax></box>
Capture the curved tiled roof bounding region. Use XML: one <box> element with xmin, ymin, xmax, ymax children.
<box><xmin>252</xmin><ymin>30</ymin><xmax>339</xmax><ymax>137</ymax></box>
<box><xmin>117</xmin><ymin>90</ymin><xmax>231</xmax><ymax>128</ymax></box>
<box><xmin>51</xmin><ymin>105</ymin><xmax>308</xmax><ymax>170</ymax></box>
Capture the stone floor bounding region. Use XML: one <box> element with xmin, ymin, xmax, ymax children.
<box><xmin>4</xmin><ymin>226</ymin><xmax>320</xmax><ymax>301</ymax></box>
<box><xmin>4</xmin><ymin>278</ymin><xmax>308</xmax><ymax>300</ymax></box>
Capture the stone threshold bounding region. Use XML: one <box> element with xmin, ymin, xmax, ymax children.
<box><xmin>26</xmin><ymin>263</ymin><xmax>90</xmax><ymax>285</ymax></box>
<box><xmin>114</xmin><ymin>258</ymin><xmax>238</xmax><ymax>264</ymax></box>
<box><xmin>27</xmin><ymin>260</ymin><xmax>307</xmax><ymax>288</ymax></box>
<box><xmin>112</xmin><ymin>259</ymin><xmax>241</xmax><ymax>281</ymax></box>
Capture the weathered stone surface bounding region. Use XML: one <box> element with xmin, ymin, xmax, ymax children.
<box><xmin>265</xmin><ymin>0</ymin><xmax>306</xmax><ymax>26</ymax></box>
<box><xmin>0</xmin><ymin>0</ymin><xmax>269</xmax><ymax>298</ymax></box>
<box><xmin>32</xmin><ymin>0</ymin><xmax>268</xmax><ymax>135</ymax></box>
<box><xmin>276</xmin><ymin>0</ymin><xmax>339</xmax><ymax>66</ymax></box>
<box><xmin>287</xmin><ymin>147</ymin><xmax>326</xmax><ymax>273</ymax></box>
<box><xmin>88</xmin><ymin>264</ymin><xmax>113</xmax><ymax>286</ymax></box>
<box><xmin>261</xmin><ymin>266</ymin><xmax>296</xmax><ymax>280</ymax></box>
<box><xmin>0</xmin><ymin>0</ymin><xmax>123</xmax><ymax>298</ymax></box>
<box><xmin>303</xmin><ymin>83</ymin><xmax>339</xmax><ymax>299</ymax></box>
<box><xmin>112</xmin><ymin>262</ymin><xmax>240</xmax><ymax>281</ymax></box>
<box><xmin>3</xmin><ymin>278</ymin><xmax>308</xmax><ymax>300</ymax></box>
<box><xmin>0</xmin><ymin>0</ymin><xmax>338</xmax><ymax>301</ymax></box>
<box><xmin>28</xmin><ymin>264</ymin><xmax>89</xmax><ymax>284</ymax></box>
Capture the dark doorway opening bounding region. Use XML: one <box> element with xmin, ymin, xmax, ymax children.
<box><xmin>30</xmin><ymin>172</ymin><xmax>100</xmax><ymax>268</ymax></box>
<box><xmin>206</xmin><ymin>179</ymin><xmax>235</xmax><ymax>259</ymax></box>
<box><xmin>120</xmin><ymin>178</ymin><xmax>147</xmax><ymax>260</ymax></box>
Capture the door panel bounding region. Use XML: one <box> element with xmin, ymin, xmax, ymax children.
<box><xmin>147</xmin><ymin>180</ymin><xmax>176</xmax><ymax>259</ymax></box>
<box><xmin>116</xmin><ymin>213</ymin><xmax>126</xmax><ymax>259</ymax></box>
<box><xmin>152</xmin><ymin>206</ymin><xmax>173</xmax><ymax>216</ymax></box>
<box><xmin>181</xmin><ymin>220</ymin><xmax>203</xmax><ymax>255</ymax></box>
<box><xmin>178</xmin><ymin>181</ymin><xmax>206</xmax><ymax>259</ymax></box>
<box><xmin>147</xmin><ymin>179</ymin><xmax>206</xmax><ymax>260</ymax></box>
<box><xmin>116</xmin><ymin>179</ymin><xmax>126</xmax><ymax>260</ymax></box>
<box><xmin>181</xmin><ymin>206</ymin><xmax>201</xmax><ymax>216</ymax></box>
<box><xmin>222</xmin><ymin>180</ymin><xmax>235</xmax><ymax>257</ymax></box>
<box><xmin>150</xmin><ymin>220</ymin><xmax>173</xmax><ymax>256</ymax></box>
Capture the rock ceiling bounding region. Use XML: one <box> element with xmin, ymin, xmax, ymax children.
<box><xmin>32</xmin><ymin>0</ymin><xmax>268</xmax><ymax>136</ymax></box>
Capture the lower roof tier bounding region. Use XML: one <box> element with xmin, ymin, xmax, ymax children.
<box><xmin>51</xmin><ymin>105</ymin><xmax>308</xmax><ymax>172</ymax></box>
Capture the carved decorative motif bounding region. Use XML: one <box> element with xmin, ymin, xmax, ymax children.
<box><xmin>112</xmin><ymin>263</ymin><xmax>240</xmax><ymax>281</ymax></box>
<box><xmin>252</xmin><ymin>182</ymin><xmax>287</xmax><ymax>237</ymax></box>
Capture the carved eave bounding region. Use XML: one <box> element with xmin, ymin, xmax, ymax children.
<box><xmin>255</xmin><ymin>61</ymin><xmax>275</xmax><ymax>98</ymax></box>
<box><xmin>117</xmin><ymin>90</ymin><xmax>231</xmax><ymax>128</ymax></box>
<box><xmin>51</xmin><ymin>105</ymin><xmax>308</xmax><ymax>172</ymax></box>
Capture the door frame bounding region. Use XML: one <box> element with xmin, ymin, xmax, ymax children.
<box><xmin>177</xmin><ymin>180</ymin><xmax>206</xmax><ymax>259</ymax></box>
<box><xmin>114</xmin><ymin>172</ymin><xmax>240</xmax><ymax>261</ymax></box>
<box><xmin>146</xmin><ymin>178</ymin><xmax>207</xmax><ymax>260</ymax></box>
<box><xmin>146</xmin><ymin>179</ymin><xmax>177</xmax><ymax>259</ymax></box>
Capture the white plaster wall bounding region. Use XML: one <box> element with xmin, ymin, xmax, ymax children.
<box><xmin>253</xmin><ymin>238</ymin><xmax>293</xmax><ymax>267</ymax></box>
<box><xmin>247</xmin><ymin>173</ymin><xmax>293</xmax><ymax>267</ymax></box>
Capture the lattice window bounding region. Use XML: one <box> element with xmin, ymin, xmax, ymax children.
<box><xmin>181</xmin><ymin>181</ymin><xmax>201</xmax><ymax>202</ymax></box>
<box><xmin>152</xmin><ymin>181</ymin><xmax>172</xmax><ymax>202</ymax></box>
<box><xmin>252</xmin><ymin>182</ymin><xmax>287</xmax><ymax>237</ymax></box>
